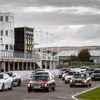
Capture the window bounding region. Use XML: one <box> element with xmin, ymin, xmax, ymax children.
<box><xmin>5</xmin><ymin>45</ymin><xmax>8</xmax><ymax>50</ymax></box>
<box><xmin>26</xmin><ymin>46</ymin><xmax>27</xmax><ymax>50</ymax></box>
<box><xmin>5</xmin><ymin>30</ymin><xmax>8</xmax><ymax>36</ymax></box>
<box><xmin>1</xmin><ymin>30</ymin><xmax>3</xmax><ymax>36</ymax></box>
<box><xmin>0</xmin><ymin>16</ymin><xmax>3</xmax><ymax>21</ymax></box>
<box><xmin>5</xmin><ymin>16</ymin><xmax>8</xmax><ymax>21</ymax></box>
<box><xmin>10</xmin><ymin>45</ymin><xmax>13</xmax><ymax>50</ymax></box>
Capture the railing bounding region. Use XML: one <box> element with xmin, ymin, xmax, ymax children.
<box><xmin>0</xmin><ymin>50</ymin><xmax>58</xmax><ymax>61</ymax></box>
<box><xmin>0</xmin><ymin>50</ymin><xmax>40</xmax><ymax>60</ymax></box>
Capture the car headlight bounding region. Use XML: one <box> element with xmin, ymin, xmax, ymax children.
<box><xmin>44</xmin><ymin>84</ymin><xmax>48</xmax><ymax>87</ymax></box>
<box><xmin>83</xmin><ymin>80</ymin><xmax>87</xmax><ymax>83</ymax></box>
<box><xmin>62</xmin><ymin>74</ymin><xmax>65</xmax><ymax>77</ymax></box>
<box><xmin>41</xmin><ymin>83</ymin><xmax>44</xmax><ymax>86</ymax></box>
<box><xmin>28</xmin><ymin>83</ymin><xmax>31</xmax><ymax>87</ymax></box>
<box><xmin>65</xmin><ymin>77</ymin><xmax>68</xmax><ymax>80</ymax></box>
<box><xmin>70</xmin><ymin>80</ymin><xmax>73</xmax><ymax>83</ymax></box>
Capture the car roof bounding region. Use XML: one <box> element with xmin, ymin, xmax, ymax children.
<box><xmin>34</xmin><ymin>74</ymin><xmax>50</xmax><ymax>77</ymax></box>
<box><xmin>36</xmin><ymin>71</ymin><xmax>48</xmax><ymax>73</ymax></box>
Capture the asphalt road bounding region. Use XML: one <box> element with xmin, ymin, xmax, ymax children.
<box><xmin>0</xmin><ymin>76</ymin><xmax>100</xmax><ymax>100</ymax></box>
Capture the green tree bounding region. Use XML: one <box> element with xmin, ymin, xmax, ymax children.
<box><xmin>78</xmin><ymin>49</ymin><xmax>91</xmax><ymax>62</ymax></box>
<box><xmin>70</xmin><ymin>55</ymin><xmax>79</xmax><ymax>61</ymax></box>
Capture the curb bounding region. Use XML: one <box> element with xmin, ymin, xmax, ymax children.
<box><xmin>72</xmin><ymin>85</ymin><xmax>100</xmax><ymax>100</ymax></box>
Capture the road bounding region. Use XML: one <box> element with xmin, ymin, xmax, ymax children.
<box><xmin>0</xmin><ymin>76</ymin><xmax>100</xmax><ymax>100</ymax></box>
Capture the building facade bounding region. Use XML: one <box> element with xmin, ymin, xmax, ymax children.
<box><xmin>0</xmin><ymin>12</ymin><xmax>14</xmax><ymax>57</ymax></box>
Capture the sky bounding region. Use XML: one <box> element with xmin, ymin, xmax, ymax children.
<box><xmin>0</xmin><ymin>0</ymin><xmax>100</xmax><ymax>48</ymax></box>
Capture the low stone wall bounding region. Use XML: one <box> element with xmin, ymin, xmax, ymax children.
<box><xmin>11</xmin><ymin>69</ymin><xmax>59</xmax><ymax>80</ymax></box>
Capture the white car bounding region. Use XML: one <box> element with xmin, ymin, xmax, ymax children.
<box><xmin>65</xmin><ymin>71</ymin><xmax>76</xmax><ymax>84</ymax></box>
<box><xmin>0</xmin><ymin>73</ymin><xmax>13</xmax><ymax>92</ymax></box>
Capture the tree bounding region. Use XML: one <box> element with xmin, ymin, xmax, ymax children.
<box><xmin>70</xmin><ymin>55</ymin><xmax>79</xmax><ymax>61</ymax></box>
<box><xmin>78</xmin><ymin>49</ymin><xmax>91</xmax><ymax>62</ymax></box>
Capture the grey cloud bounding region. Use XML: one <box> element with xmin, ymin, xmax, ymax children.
<box><xmin>0</xmin><ymin>0</ymin><xmax>100</xmax><ymax>10</ymax></box>
<box><xmin>72</xmin><ymin>25</ymin><xmax>100</xmax><ymax>40</ymax></box>
<box><xmin>14</xmin><ymin>11</ymin><xmax>100</xmax><ymax>28</ymax></box>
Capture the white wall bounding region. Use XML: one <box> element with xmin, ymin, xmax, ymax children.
<box><xmin>11</xmin><ymin>69</ymin><xmax>59</xmax><ymax>81</ymax></box>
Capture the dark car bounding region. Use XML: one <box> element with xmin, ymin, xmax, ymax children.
<box><xmin>27</xmin><ymin>75</ymin><xmax>56</xmax><ymax>92</ymax></box>
<box><xmin>59</xmin><ymin>68</ymin><xmax>71</xmax><ymax>78</ymax></box>
<box><xmin>91</xmin><ymin>69</ymin><xmax>100</xmax><ymax>81</ymax></box>
<box><xmin>87</xmin><ymin>68</ymin><xmax>96</xmax><ymax>76</ymax></box>
<box><xmin>70</xmin><ymin>73</ymin><xmax>91</xmax><ymax>87</ymax></box>
<box><xmin>5</xmin><ymin>72</ymin><xmax>21</xmax><ymax>86</ymax></box>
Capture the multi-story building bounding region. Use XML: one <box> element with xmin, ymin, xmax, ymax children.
<box><xmin>14</xmin><ymin>27</ymin><xmax>34</xmax><ymax>58</ymax></box>
<box><xmin>0</xmin><ymin>12</ymin><xmax>14</xmax><ymax>57</ymax></box>
<box><xmin>0</xmin><ymin>12</ymin><xmax>58</xmax><ymax>72</ymax></box>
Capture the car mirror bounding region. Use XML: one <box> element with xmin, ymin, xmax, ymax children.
<box><xmin>13</xmin><ymin>75</ymin><xmax>16</xmax><ymax>77</ymax></box>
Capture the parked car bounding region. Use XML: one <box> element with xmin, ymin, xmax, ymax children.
<box><xmin>64</xmin><ymin>71</ymin><xmax>76</xmax><ymax>84</ymax></box>
<box><xmin>59</xmin><ymin>68</ymin><xmax>71</xmax><ymax>78</ymax></box>
<box><xmin>0</xmin><ymin>73</ymin><xmax>13</xmax><ymax>92</ymax></box>
<box><xmin>27</xmin><ymin>75</ymin><xmax>56</xmax><ymax>92</ymax></box>
<box><xmin>5</xmin><ymin>72</ymin><xmax>21</xmax><ymax>86</ymax></box>
<box><xmin>70</xmin><ymin>73</ymin><xmax>91</xmax><ymax>87</ymax></box>
<box><xmin>91</xmin><ymin>69</ymin><xmax>100</xmax><ymax>80</ymax></box>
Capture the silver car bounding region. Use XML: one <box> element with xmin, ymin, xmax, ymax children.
<box><xmin>0</xmin><ymin>73</ymin><xmax>13</xmax><ymax>92</ymax></box>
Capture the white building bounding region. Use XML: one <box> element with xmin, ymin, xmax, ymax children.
<box><xmin>0</xmin><ymin>12</ymin><xmax>14</xmax><ymax>57</ymax></box>
<box><xmin>0</xmin><ymin>12</ymin><xmax>58</xmax><ymax>72</ymax></box>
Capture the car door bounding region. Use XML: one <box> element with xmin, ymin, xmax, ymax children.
<box><xmin>13</xmin><ymin>73</ymin><xmax>18</xmax><ymax>85</ymax></box>
<box><xmin>49</xmin><ymin>76</ymin><xmax>55</xmax><ymax>88</ymax></box>
<box><xmin>3</xmin><ymin>74</ymin><xmax>9</xmax><ymax>89</ymax></box>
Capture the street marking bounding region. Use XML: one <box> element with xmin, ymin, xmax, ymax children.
<box><xmin>72</xmin><ymin>85</ymin><xmax>100</xmax><ymax>100</ymax></box>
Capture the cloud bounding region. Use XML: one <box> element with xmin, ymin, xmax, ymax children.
<box><xmin>72</xmin><ymin>25</ymin><xmax>100</xmax><ymax>40</ymax></box>
<box><xmin>0</xmin><ymin>0</ymin><xmax>100</xmax><ymax>47</ymax></box>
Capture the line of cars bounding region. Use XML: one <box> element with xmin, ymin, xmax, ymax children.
<box><xmin>27</xmin><ymin>69</ymin><xmax>56</xmax><ymax>92</ymax></box>
<box><xmin>59</xmin><ymin>66</ymin><xmax>100</xmax><ymax>88</ymax></box>
<box><xmin>0</xmin><ymin>72</ymin><xmax>21</xmax><ymax>92</ymax></box>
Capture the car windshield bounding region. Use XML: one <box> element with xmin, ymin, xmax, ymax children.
<box><xmin>94</xmin><ymin>70</ymin><xmax>100</xmax><ymax>73</ymax></box>
<box><xmin>0</xmin><ymin>74</ymin><xmax>3</xmax><ymax>79</ymax></box>
<box><xmin>33</xmin><ymin>76</ymin><xmax>50</xmax><ymax>81</ymax></box>
<box><xmin>80</xmin><ymin>67</ymin><xmax>87</xmax><ymax>69</ymax></box>
<box><xmin>74</xmin><ymin>74</ymin><xmax>86</xmax><ymax>78</ymax></box>
<box><xmin>68</xmin><ymin>72</ymin><xmax>74</xmax><ymax>75</ymax></box>
<box><xmin>36</xmin><ymin>72</ymin><xmax>49</xmax><ymax>75</ymax></box>
<box><xmin>89</xmin><ymin>69</ymin><xmax>94</xmax><ymax>71</ymax></box>
<box><xmin>6</xmin><ymin>73</ymin><xmax>13</xmax><ymax>77</ymax></box>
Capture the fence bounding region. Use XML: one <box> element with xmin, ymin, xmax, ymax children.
<box><xmin>69</xmin><ymin>61</ymin><xmax>100</xmax><ymax>66</ymax></box>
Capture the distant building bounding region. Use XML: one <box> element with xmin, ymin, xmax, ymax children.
<box><xmin>0</xmin><ymin>12</ymin><xmax>14</xmax><ymax>57</ymax></box>
<box><xmin>56</xmin><ymin>50</ymin><xmax>100</xmax><ymax>63</ymax></box>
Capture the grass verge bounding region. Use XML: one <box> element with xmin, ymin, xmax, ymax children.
<box><xmin>77</xmin><ymin>87</ymin><xmax>100</xmax><ymax>100</ymax></box>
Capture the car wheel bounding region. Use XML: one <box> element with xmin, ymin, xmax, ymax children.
<box><xmin>89</xmin><ymin>83</ymin><xmax>91</xmax><ymax>87</ymax></box>
<box><xmin>1</xmin><ymin>84</ymin><xmax>5</xmax><ymax>92</ymax></box>
<box><xmin>70</xmin><ymin>84</ymin><xmax>73</xmax><ymax>88</ymax></box>
<box><xmin>86</xmin><ymin>84</ymin><xmax>89</xmax><ymax>87</ymax></box>
<box><xmin>28</xmin><ymin>89</ymin><xmax>31</xmax><ymax>92</ymax></box>
<box><xmin>52</xmin><ymin>86</ymin><xmax>55</xmax><ymax>91</ymax></box>
<box><xmin>9</xmin><ymin>82</ymin><xmax>13</xmax><ymax>90</ymax></box>
<box><xmin>65</xmin><ymin>82</ymin><xmax>67</xmax><ymax>84</ymax></box>
<box><xmin>47</xmin><ymin>86</ymin><xmax>50</xmax><ymax>92</ymax></box>
<box><xmin>18</xmin><ymin>80</ymin><xmax>21</xmax><ymax>86</ymax></box>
